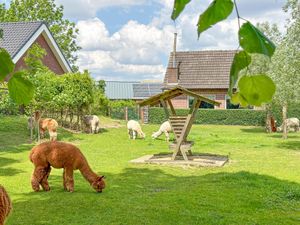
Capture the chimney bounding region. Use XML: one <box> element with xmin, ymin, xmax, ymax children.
<box><xmin>166</xmin><ymin>33</ymin><xmax>179</xmax><ymax>85</ymax></box>
<box><xmin>172</xmin><ymin>33</ymin><xmax>177</xmax><ymax>68</ymax></box>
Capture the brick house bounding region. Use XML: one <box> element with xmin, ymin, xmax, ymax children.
<box><xmin>0</xmin><ymin>21</ymin><xmax>72</xmax><ymax>74</ymax></box>
<box><xmin>164</xmin><ymin>50</ymin><xmax>236</xmax><ymax>109</ymax></box>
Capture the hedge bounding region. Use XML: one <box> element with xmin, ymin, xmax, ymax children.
<box><xmin>148</xmin><ymin>108</ymin><xmax>267</xmax><ymax>126</ymax></box>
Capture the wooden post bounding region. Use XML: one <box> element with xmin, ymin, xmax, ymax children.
<box><xmin>160</xmin><ymin>99</ymin><xmax>169</xmax><ymax>119</ymax></box>
<box><xmin>167</xmin><ymin>99</ymin><xmax>176</xmax><ymax>116</ymax></box>
<box><xmin>125</xmin><ymin>107</ymin><xmax>128</xmax><ymax>121</ymax></box>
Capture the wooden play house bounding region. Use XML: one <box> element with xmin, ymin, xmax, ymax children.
<box><xmin>139</xmin><ymin>86</ymin><xmax>220</xmax><ymax>161</ymax></box>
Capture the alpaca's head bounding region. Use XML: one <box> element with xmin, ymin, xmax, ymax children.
<box><xmin>139</xmin><ymin>131</ymin><xmax>146</xmax><ymax>139</ymax></box>
<box><xmin>151</xmin><ymin>132</ymin><xmax>158</xmax><ymax>139</ymax></box>
<box><xmin>92</xmin><ymin>175</ymin><xmax>105</xmax><ymax>193</ymax></box>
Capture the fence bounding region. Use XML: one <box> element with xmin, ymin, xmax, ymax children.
<box><xmin>109</xmin><ymin>106</ymin><xmax>140</xmax><ymax>121</ymax></box>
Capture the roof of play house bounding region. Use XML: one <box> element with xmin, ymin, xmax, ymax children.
<box><xmin>138</xmin><ymin>86</ymin><xmax>221</xmax><ymax>107</ymax></box>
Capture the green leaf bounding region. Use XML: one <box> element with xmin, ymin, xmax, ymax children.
<box><xmin>239</xmin><ymin>22</ymin><xmax>276</xmax><ymax>57</ymax></box>
<box><xmin>0</xmin><ymin>48</ymin><xmax>15</xmax><ymax>81</ymax></box>
<box><xmin>230</xmin><ymin>92</ymin><xmax>248</xmax><ymax>107</ymax></box>
<box><xmin>197</xmin><ymin>0</ymin><xmax>234</xmax><ymax>37</ymax></box>
<box><xmin>171</xmin><ymin>0</ymin><xmax>191</xmax><ymax>20</ymax></box>
<box><xmin>238</xmin><ymin>74</ymin><xmax>276</xmax><ymax>106</ymax></box>
<box><xmin>8</xmin><ymin>71</ymin><xmax>34</xmax><ymax>105</ymax></box>
<box><xmin>228</xmin><ymin>51</ymin><xmax>251</xmax><ymax>96</ymax></box>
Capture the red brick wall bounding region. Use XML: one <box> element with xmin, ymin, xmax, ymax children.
<box><xmin>171</xmin><ymin>95</ymin><xmax>188</xmax><ymax>109</ymax></box>
<box><xmin>15</xmin><ymin>34</ymin><xmax>65</xmax><ymax>75</ymax></box>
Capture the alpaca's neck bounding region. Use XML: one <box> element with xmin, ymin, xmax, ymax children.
<box><xmin>79</xmin><ymin>161</ymin><xmax>98</xmax><ymax>184</ymax></box>
<box><xmin>153</xmin><ymin>130</ymin><xmax>162</xmax><ymax>138</ymax></box>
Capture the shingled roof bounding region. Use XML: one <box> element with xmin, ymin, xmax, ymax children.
<box><xmin>164</xmin><ymin>50</ymin><xmax>236</xmax><ymax>89</ymax></box>
<box><xmin>0</xmin><ymin>21</ymin><xmax>43</xmax><ymax>58</ymax></box>
<box><xmin>105</xmin><ymin>81</ymin><xmax>163</xmax><ymax>100</ymax></box>
<box><xmin>0</xmin><ymin>21</ymin><xmax>71</xmax><ymax>72</ymax></box>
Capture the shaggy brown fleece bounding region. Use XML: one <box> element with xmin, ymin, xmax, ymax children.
<box><xmin>29</xmin><ymin>141</ymin><xmax>105</xmax><ymax>193</ymax></box>
<box><xmin>0</xmin><ymin>185</ymin><xmax>12</xmax><ymax>225</ymax></box>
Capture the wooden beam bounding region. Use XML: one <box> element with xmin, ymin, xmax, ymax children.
<box><xmin>167</xmin><ymin>99</ymin><xmax>176</xmax><ymax>116</ymax></box>
<box><xmin>138</xmin><ymin>86</ymin><xmax>220</xmax><ymax>107</ymax></box>
<box><xmin>160</xmin><ymin>99</ymin><xmax>169</xmax><ymax>119</ymax></box>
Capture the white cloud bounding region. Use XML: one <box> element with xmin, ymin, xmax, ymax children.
<box><xmin>76</xmin><ymin>18</ymin><xmax>172</xmax><ymax>80</ymax></box>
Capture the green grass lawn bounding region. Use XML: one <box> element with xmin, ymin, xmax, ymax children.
<box><xmin>0</xmin><ymin>115</ymin><xmax>300</xmax><ymax>225</ymax></box>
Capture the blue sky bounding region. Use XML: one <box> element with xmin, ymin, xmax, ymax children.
<box><xmin>1</xmin><ymin>0</ymin><xmax>289</xmax><ymax>81</ymax></box>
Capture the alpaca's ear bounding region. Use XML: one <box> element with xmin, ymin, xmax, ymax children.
<box><xmin>101</xmin><ymin>175</ymin><xmax>105</xmax><ymax>179</ymax></box>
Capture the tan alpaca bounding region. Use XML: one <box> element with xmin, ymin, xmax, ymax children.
<box><xmin>0</xmin><ymin>185</ymin><xmax>12</xmax><ymax>225</ymax></box>
<box><xmin>29</xmin><ymin>141</ymin><xmax>105</xmax><ymax>193</ymax></box>
<box><xmin>39</xmin><ymin>118</ymin><xmax>58</xmax><ymax>141</ymax></box>
<box><xmin>28</xmin><ymin>111</ymin><xmax>58</xmax><ymax>141</ymax></box>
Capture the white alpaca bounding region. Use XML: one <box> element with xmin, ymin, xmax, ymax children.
<box><xmin>277</xmin><ymin>118</ymin><xmax>300</xmax><ymax>132</ymax></box>
<box><xmin>151</xmin><ymin>121</ymin><xmax>172</xmax><ymax>142</ymax></box>
<box><xmin>83</xmin><ymin>115</ymin><xmax>100</xmax><ymax>134</ymax></box>
<box><xmin>127</xmin><ymin>120</ymin><xmax>145</xmax><ymax>140</ymax></box>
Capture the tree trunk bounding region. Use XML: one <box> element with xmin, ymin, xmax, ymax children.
<box><xmin>265</xmin><ymin>104</ymin><xmax>272</xmax><ymax>133</ymax></box>
<box><xmin>282</xmin><ymin>103</ymin><xmax>288</xmax><ymax>139</ymax></box>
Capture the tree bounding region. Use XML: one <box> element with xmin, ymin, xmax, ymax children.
<box><xmin>1</xmin><ymin>0</ymin><xmax>80</xmax><ymax>70</ymax></box>
<box><xmin>268</xmin><ymin>0</ymin><xmax>300</xmax><ymax>139</ymax></box>
<box><xmin>24</xmin><ymin>43</ymin><xmax>47</xmax><ymax>74</ymax></box>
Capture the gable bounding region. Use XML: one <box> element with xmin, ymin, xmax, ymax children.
<box><xmin>0</xmin><ymin>21</ymin><xmax>71</xmax><ymax>73</ymax></box>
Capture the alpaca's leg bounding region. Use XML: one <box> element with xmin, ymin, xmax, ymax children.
<box><xmin>31</xmin><ymin>166</ymin><xmax>48</xmax><ymax>192</ymax></box>
<box><xmin>64</xmin><ymin>168</ymin><xmax>74</xmax><ymax>192</ymax></box>
<box><xmin>133</xmin><ymin>131</ymin><xmax>136</xmax><ymax>140</ymax></box>
<box><xmin>40</xmin><ymin>128</ymin><xmax>45</xmax><ymax>139</ymax></box>
<box><xmin>40</xmin><ymin>165</ymin><xmax>51</xmax><ymax>191</ymax></box>
<box><xmin>128</xmin><ymin>129</ymin><xmax>131</xmax><ymax>139</ymax></box>
<box><xmin>49</xmin><ymin>130</ymin><xmax>57</xmax><ymax>141</ymax></box>
<box><xmin>63</xmin><ymin>169</ymin><xmax>67</xmax><ymax>190</ymax></box>
<box><xmin>91</xmin><ymin>124</ymin><xmax>96</xmax><ymax>134</ymax></box>
<box><xmin>164</xmin><ymin>131</ymin><xmax>170</xmax><ymax>142</ymax></box>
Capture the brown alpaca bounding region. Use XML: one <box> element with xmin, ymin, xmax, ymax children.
<box><xmin>29</xmin><ymin>141</ymin><xmax>105</xmax><ymax>193</ymax></box>
<box><xmin>39</xmin><ymin>118</ymin><xmax>58</xmax><ymax>141</ymax></box>
<box><xmin>0</xmin><ymin>185</ymin><xmax>12</xmax><ymax>225</ymax></box>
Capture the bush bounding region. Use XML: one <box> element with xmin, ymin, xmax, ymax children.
<box><xmin>148</xmin><ymin>108</ymin><xmax>267</xmax><ymax>126</ymax></box>
<box><xmin>0</xmin><ymin>91</ymin><xmax>19</xmax><ymax>115</ymax></box>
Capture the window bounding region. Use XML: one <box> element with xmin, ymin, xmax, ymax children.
<box><xmin>189</xmin><ymin>95</ymin><xmax>216</xmax><ymax>109</ymax></box>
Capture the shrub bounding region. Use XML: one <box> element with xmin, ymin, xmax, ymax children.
<box><xmin>148</xmin><ymin>108</ymin><xmax>267</xmax><ymax>126</ymax></box>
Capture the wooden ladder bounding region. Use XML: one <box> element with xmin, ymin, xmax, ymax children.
<box><xmin>169</xmin><ymin>116</ymin><xmax>187</xmax><ymax>141</ymax></box>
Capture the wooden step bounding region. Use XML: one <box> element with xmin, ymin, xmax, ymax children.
<box><xmin>170</xmin><ymin>120</ymin><xmax>186</xmax><ymax>124</ymax></box>
<box><xmin>169</xmin><ymin>116</ymin><xmax>187</xmax><ymax>119</ymax></box>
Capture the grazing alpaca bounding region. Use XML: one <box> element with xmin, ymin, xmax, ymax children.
<box><xmin>83</xmin><ymin>115</ymin><xmax>100</xmax><ymax>134</ymax></box>
<box><xmin>0</xmin><ymin>185</ymin><xmax>12</xmax><ymax>225</ymax></box>
<box><xmin>127</xmin><ymin>120</ymin><xmax>145</xmax><ymax>140</ymax></box>
<box><xmin>39</xmin><ymin>118</ymin><xmax>58</xmax><ymax>141</ymax></box>
<box><xmin>29</xmin><ymin>141</ymin><xmax>105</xmax><ymax>193</ymax></box>
<box><xmin>151</xmin><ymin>121</ymin><xmax>172</xmax><ymax>142</ymax></box>
<box><xmin>277</xmin><ymin>118</ymin><xmax>300</xmax><ymax>132</ymax></box>
<box><xmin>28</xmin><ymin>111</ymin><xmax>58</xmax><ymax>141</ymax></box>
